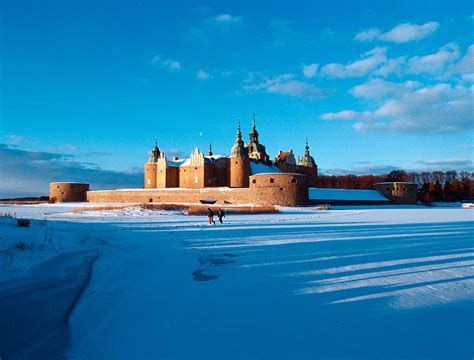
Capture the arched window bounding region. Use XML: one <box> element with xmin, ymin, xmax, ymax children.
<box><xmin>291</xmin><ymin>178</ymin><xmax>296</xmax><ymax>183</ymax></box>
<box><xmin>270</xmin><ymin>178</ymin><xmax>274</xmax><ymax>183</ymax></box>
<box><xmin>252</xmin><ymin>179</ymin><xmax>257</xmax><ymax>184</ymax></box>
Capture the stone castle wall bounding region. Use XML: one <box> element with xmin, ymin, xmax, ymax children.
<box><xmin>86</xmin><ymin>173</ymin><xmax>308</xmax><ymax>206</ymax></box>
<box><xmin>50</xmin><ymin>182</ymin><xmax>90</xmax><ymax>202</ymax></box>
<box><xmin>86</xmin><ymin>188</ymin><xmax>252</xmax><ymax>204</ymax></box>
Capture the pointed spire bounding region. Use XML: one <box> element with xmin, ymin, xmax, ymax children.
<box><xmin>249</xmin><ymin>113</ymin><xmax>259</xmax><ymax>143</ymax></box>
<box><xmin>148</xmin><ymin>139</ymin><xmax>160</xmax><ymax>163</ymax></box>
<box><xmin>298</xmin><ymin>137</ymin><xmax>315</xmax><ymax>167</ymax></box>
<box><xmin>230</xmin><ymin>119</ymin><xmax>247</xmax><ymax>157</ymax></box>
<box><xmin>208</xmin><ymin>142</ymin><xmax>213</xmax><ymax>156</ymax></box>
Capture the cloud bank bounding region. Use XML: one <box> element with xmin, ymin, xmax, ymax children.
<box><xmin>0</xmin><ymin>144</ymin><xmax>142</xmax><ymax>198</ymax></box>
<box><xmin>355</xmin><ymin>22</ymin><xmax>439</xmax><ymax>43</ymax></box>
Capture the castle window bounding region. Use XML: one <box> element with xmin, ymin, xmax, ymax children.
<box><xmin>280</xmin><ymin>188</ymin><xmax>283</xmax><ymax>191</ymax></box>
<box><xmin>291</xmin><ymin>178</ymin><xmax>296</xmax><ymax>184</ymax></box>
<box><xmin>235</xmin><ymin>161</ymin><xmax>238</xmax><ymax>164</ymax></box>
<box><xmin>270</xmin><ymin>178</ymin><xmax>274</xmax><ymax>183</ymax></box>
<box><xmin>57</xmin><ymin>186</ymin><xmax>60</xmax><ymax>189</ymax></box>
<box><xmin>195</xmin><ymin>167</ymin><xmax>198</xmax><ymax>170</ymax></box>
<box><xmin>71</xmin><ymin>185</ymin><xmax>75</xmax><ymax>189</ymax></box>
<box><xmin>252</xmin><ymin>179</ymin><xmax>256</xmax><ymax>184</ymax></box>
<box><xmin>149</xmin><ymin>198</ymin><xmax>153</xmax><ymax>203</ymax></box>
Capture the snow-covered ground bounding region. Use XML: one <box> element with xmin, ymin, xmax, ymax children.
<box><xmin>0</xmin><ymin>203</ymin><xmax>473</xmax><ymax>360</ymax></box>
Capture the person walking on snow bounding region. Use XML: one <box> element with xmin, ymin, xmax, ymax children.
<box><xmin>217</xmin><ymin>208</ymin><xmax>225</xmax><ymax>224</ymax></box>
<box><xmin>207</xmin><ymin>208</ymin><xmax>216</xmax><ymax>225</ymax></box>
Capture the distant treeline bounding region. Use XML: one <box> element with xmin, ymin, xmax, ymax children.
<box><xmin>317</xmin><ymin>170</ymin><xmax>474</xmax><ymax>202</ymax></box>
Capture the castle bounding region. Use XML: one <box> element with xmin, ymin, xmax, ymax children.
<box><xmin>48</xmin><ymin>119</ymin><xmax>418</xmax><ymax>206</ymax></box>
<box><xmin>144</xmin><ymin>116</ymin><xmax>318</xmax><ymax>190</ymax></box>
<box><xmin>50</xmin><ymin>116</ymin><xmax>318</xmax><ymax>206</ymax></box>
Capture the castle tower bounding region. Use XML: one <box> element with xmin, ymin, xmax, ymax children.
<box><xmin>245</xmin><ymin>113</ymin><xmax>270</xmax><ymax>164</ymax></box>
<box><xmin>297</xmin><ymin>138</ymin><xmax>318</xmax><ymax>187</ymax></box>
<box><xmin>249</xmin><ymin>113</ymin><xmax>259</xmax><ymax>143</ymax></box>
<box><xmin>229</xmin><ymin>121</ymin><xmax>250</xmax><ymax>188</ymax></box>
<box><xmin>144</xmin><ymin>140</ymin><xmax>160</xmax><ymax>188</ymax></box>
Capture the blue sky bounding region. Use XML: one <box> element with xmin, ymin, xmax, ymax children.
<box><xmin>1</xmin><ymin>0</ymin><xmax>473</xmax><ymax>196</ymax></box>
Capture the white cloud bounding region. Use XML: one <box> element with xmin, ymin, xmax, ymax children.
<box><xmin>243</xmin><ymin>73</ymin><xmax>293</xmax><ymax>91</ymax></box>
<box><xmin>373</xmin><ymin>57</ymin><xmax>406</xmax><ymax>77</ymax></box>
<box><xmin>407</xmin><ymin>43</ymin><xmax>460</xmax><ymax>75</ymax></box>
<box><xmin>355</xmin><ymin>21</ymin><xmax>439</xmax><ymax>43</ymax></box>
<box><xmin>321</xmin><ymin>83</ymin><xmax>474</xmax><ymax>134</ymax></box>
<box><xmin>413</xmin><ymin>158</ymin><xmax>474</xmax><ymax>172</ymax></box>
<box><xmin>321</xmin><ymin>110</ymin><xmax>358</xmax><ymax>120</ymax></box>
<box><xmin>323</xmin><ymin>158</ymin><xmax>474</xmax><ymax>175</ymax></box>
<box><xmin>302</xmin><ymin>63</ymin><xmax>318</xmax><ymax>78</ymax></box>
<box><xmin>213</xmin><ymin>14</ymin><xmax>242</xmax><ymax>23</ymax></box>
<box><xmin>380</xmin><ymin>22</ymin><xmax>439</xmax><ymax>43</ymax></box>
<box><xmin>242</xmin><ymin>73</ymin><xmax>326</xmax><ymax>100</ymax></box>
<box><xmin>457</xmin><ymin>144</ymin><xmax>474</xmax><ymax>150</ymax></box>
<box><xmin>319</xmin><ymin>43</ymin><xmax>471</xmax><ymax>80</ymax></box>
<box><xmin>3</xmin><ymin>134</ymin><xmax>25</xmax><ymax>146</ymax></box>
<box><xmin>320</xmin><ymin>47</ymin><xmax>388</xmax><ymax>78</ymax></box>
<box><xmin>446</xmin><ymin>44</ymin><xmax>474</xmax><ymax>82</ymax></box>
<box><xmin>151</xmin><ymin>55</ymin><xmax>182</xmax><ymax>71</ymax></box>
<box><xmin>266</xmin><ymin>80</ymin><xmax>324</xmax><ymax>99</ymax></box>
<box><xmin>354</xmin><ymin>28</ymin><xmax>381</xmax><ymax>42</ymax></box>
<box><xmin>321</xmin><ymin>164</ymin><xmax>398</xmax><ymax>176</ymax></box>
<box><xmin>196</xmin><ymin>69</ymin><xmax>210</xmax><ymax>80</ymax></box>
<box><xmin>349</xmin><ymin>79</ymin><xmax>421</xmax><ymax>99</ymax></box>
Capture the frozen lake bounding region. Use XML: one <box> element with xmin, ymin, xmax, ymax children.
<box><xmin>0</xmin><ymin>204</ymin><xmax>473</xmax><ymax>359</ymax></box>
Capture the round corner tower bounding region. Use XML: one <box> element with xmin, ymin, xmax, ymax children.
<box><xmin>144</xmin><ymin>141</ymin><xmax>160</xmax><ymax>188</ymax></box>
<box><xmin>49</xmin><ymin>182</ymin><xmax>89</xmax><ymax>202</ymax></box>
<box><xmin>144</xmin><ymin>163</ymin><xmax>157</xmax><ymax>188</ymax></box>
<box><xmin>229</xmin><ymin>122</ymin><xmax>250</xmax><ymax>188</ymax></box>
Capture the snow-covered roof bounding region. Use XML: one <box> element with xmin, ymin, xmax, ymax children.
<box><xmin>205</xmin><ymin>155</ymin><xmax>226</xmax><ymax>160</ymax></box>
<box><xmin>166</xmin><ymin>158</ymin><xmax>187</xmax><ymax>167</ymax></box>
<box><xmin>250</xmin><ymin>161</ymin><xmax>282</xmax><ymax>175</ymax></box>
<box><xmin>178</xmin><ymin>159</ymin><xmax>191</xmax><ymax>167</ymax></box>
<box><xmin>309</xmin><ymin>188</ymin><xmax>389</xmax><ymax>202</ymax></box>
